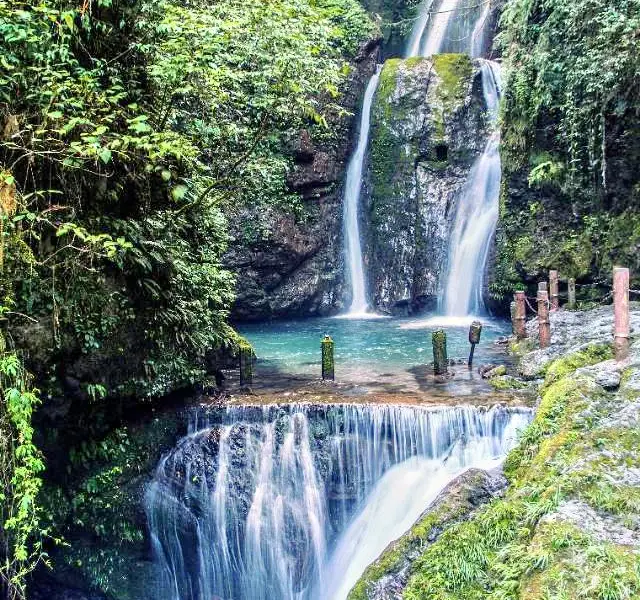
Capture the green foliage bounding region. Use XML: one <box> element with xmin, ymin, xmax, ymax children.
<box><xmin>42</xmin><ymin>414</ymin><xmax>184</xmax><ymax>598</ymax></box>
<box><xmin>492</xmin><ymin>0</ymin><xmax>640</xmax><ymax>305</ymax></box>
<box><xmin>499</xmin><ymin>0</ymin><xmax>640</xmax><ymax>200</ymax></box>
<box><xmin>0</xmin><ymin>351</ymin><xmax>46</xmax><ymax>600</ymax></box>
<box><xmin>0</xmin><ymin>0</ymin><xmax>375</xmax><ymax>397</ymax></box>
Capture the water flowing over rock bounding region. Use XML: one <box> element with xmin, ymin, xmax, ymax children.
<box><xmin>442</xmin><ymin>60</ymin><xmax>502</xmax><ymax>315</ymax></box>
<box><xmin>344</xmin><ymin>67</ymin><xmax>382</xmax><ymax>315</ymax></box>
<box><xmin>363</xmin><ymin>55</ymin><xmax>491</xmax><ymax>314</ymax></box>
<box><xmin>145</xmin><ymin>403</ymin><xmax>531</xmax><ymax>600</ymax></box>
<box><xmin>225</xmin><ymin>40</ymin><xmax>380</xmax><ymax>321</ymax></box>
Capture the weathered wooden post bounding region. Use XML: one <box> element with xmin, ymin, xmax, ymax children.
<box><xmin>432</xmin><ymin>330</ymin><xmax>448</xmax><ymax>375</ymax></box>
<box><xmin>567</xmin><ymin>278</ymin><xmax>576</xmax><ymax>310</ymax></box>
<box><xmin>239</xmin><ymin>341</ymin><xmax>253</xmax><ymax>386</ymax></box>
<box><xmin>549</xmin><ymin>270</ymin><xmax>559</xmax><ymax>311</ymax></box>
<box><xmin>514</xmin><ymin>291</ymin><xmax>527</xmax><ymax>340</ymax></box>
<box><xmin>510</xmin><ymin>301</ymin><xmax>516</xmax><ymax>335</ymax></box>
<box><xmin>538</xmin><ymin>288</ymin><xmax>551</xmax><ymax>349</ymax></box>
<box><xmin>468</xmin><ymin>321</ymin><xmax>482</xmax><ymax>368</ymax></box>
<box><xmin>321</xmin><ymin>334</ymin><xmax>335</xmax><ymax>380</ymax></box>
<box><xmin>613</xmin><ymin>267</ymin><xmax>630</xmax><ymax>361</ymax></box>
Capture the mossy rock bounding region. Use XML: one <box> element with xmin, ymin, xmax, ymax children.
<box><xmin>348</xmin><ymin>468</ymin><xmax>503</xmax><ymax>599</ymax></box>
<box><xmin>402</xmin><ymin>342</ymin><xmax>640</xmax><ymax>599</ymax></box>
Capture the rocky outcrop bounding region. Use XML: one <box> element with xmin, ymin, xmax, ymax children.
<box><xmin>363</xmin><ymin>55</ymin><xmax>492</xmax><ymax>314</ymax></box>
<box><xmin>347</xmin><ymin>467</ymin><xmax>507</xmax><ymax>599</ymax></box>
<box><xmin>225</xmin><ymin>39</ymin><xmax>381</xmax><ymax>321</ymax></box>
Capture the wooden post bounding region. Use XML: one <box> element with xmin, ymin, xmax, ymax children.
<box><xmin>468</xmin><ymin>321</ymin><xmax>482</xmax><ymax>368</ymax></box>
<box><xmin>538</xmin><ymin>281</ymin><xmax>548</xmax><ymax>293</ymax></box>
<box><xmin>432</xmin><ymin>330</ymin><xmax>448</xmax><ymax>375</ymax></box>
<box><xmin>538</xmin><ymin>289</ymin><xmax>551</xmax><ymax>349</ymax></box>
<box><xmin>510</xmin><ymin>301</ymin><xmax>516</xmax><ymax>336</ymax></box>
<box><xmin>549</xmin><ymin>270</ymin><xmax>559</xmax><ymax>311</ymax></box>
<box><xmin>514</xmin><ymin>291</ymin><xmax>527</xmax><ymax>340</ymax></box>
<box><xmin>321</xmin><ymin>335</ymin><xmax>335</xmax><ymax>380</ymax></box>
<box><xmin>567</xmin><ymin>278</ymin><xmax>576</xmax><ymax>310</ymax></box>
<box><xmin>613</xmin><ymin>267</ymin><xmax>630</xmax><ymax>361</ymax></box>
<box><xmin>239</xmin><ymin>342</ymin><xmax>253</xmax><ymax>386</ymax></box>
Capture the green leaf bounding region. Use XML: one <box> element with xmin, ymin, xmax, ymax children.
<box><xmin>98</xmin><ymin>148</ymin><xmax>112</xmax><ymax>164</ymax></box>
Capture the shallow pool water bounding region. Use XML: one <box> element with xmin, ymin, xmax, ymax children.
<box><xmin>237</xmin><ymin>314</ymin><xmax>510</xmax><ymax>395</ymax></box>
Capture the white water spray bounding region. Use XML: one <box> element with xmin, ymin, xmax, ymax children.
<box><xmin>146</xmin><ymin>403</ymin><xmax>530</xmax><ymax>600</ymax></box>
<box><xmin>443</xmin><ymin>60</ymin><xmax>502</xmax><ymax>316</ymax></box>
<box><xmin>343</xmin><ymin>67</ymin><xmax>381</xmax><ymax>317</ymax></box>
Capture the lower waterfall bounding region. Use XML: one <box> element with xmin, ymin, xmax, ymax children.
<box><xmin>146</xmin><ymin>404</ymin><xmax>531</xmax><ymax>600</ymax></box>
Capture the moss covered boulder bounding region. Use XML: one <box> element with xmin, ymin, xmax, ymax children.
<box><xmin>364</xmin><ymin>55</ymin><xmax>492</xmax><ymax>314</ymax></box>
<box><xmin>347</xmin><ymin>467</ymin><xmax>507</xmax><ymax>599</ymax></box>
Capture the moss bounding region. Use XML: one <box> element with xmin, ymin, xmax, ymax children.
<box><xmin>399</xmin><ymin>343</ymin><xmax>640</xmax><ymax>599</ymax></box>
<box><xmin>431</xmin><ymin>53</ymin><xmax>473</xmax><ymax>111</ymax></box>
<box><xmin>543</xmin><ymin>343</ymin><xmax>613</xmax><ymax>387</ymax></box>
<box><xmin>492</xmin><ymin>182</ymin><xmax>640</xmax><ymax>309</ymax></box>
<box><xmin>519</xmin><ymin>521</ymin><xmax>640</xmax><ymax>600</ymax></box>
<box><xmin>489</xmin><ymin>375</ymin><xmax>527</xmax><ymax>390</ymax></box>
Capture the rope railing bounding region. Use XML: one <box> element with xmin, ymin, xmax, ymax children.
<box><xmin>512</xmin><ymin>267</ymin><xmax>632</xmax><ymax>360</ymax></box>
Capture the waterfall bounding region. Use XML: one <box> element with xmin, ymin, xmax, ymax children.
<box><xmin>442</xmin><ymin>61</ymin><xmax>501</xmax><ymax>316</ymax></box>
<box><xmin>406</xmin><ymin>0</ymin><xmax>490</xmax><ymax>59</ymax></box>
<box><xmin>343</xmin><ymin>67</ymin><xmax>381</xmax><ymax>316</ymax></box>
<box><xmin>470</xmin><ymin>0</ymin><xmax>492</xmax><ymax>58</ymax></box>
<box><xmin>404</xmin><ymin>0</ymin><xmax>437</xmax><ymax>58</ymax></box>
<box><xmin>146</xmin><ymin>403</ymin><xmax>531</xmax><ymax>600</ymax></box>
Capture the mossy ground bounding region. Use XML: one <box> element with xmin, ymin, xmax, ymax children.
<box><xmin>349</xmin><ymin>343</ymin><xmax>640</xmax><ymax>599</ymax></box>
<box><xmin>401</xmin><ymin>346</ymin><xmax>640</xmax><ymax>599</ymax></box>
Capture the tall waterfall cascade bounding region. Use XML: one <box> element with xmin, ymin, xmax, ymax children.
<box><xmin>342</xmin><ymin>0</ymin><xmax>503</xmax><ymax>316</ymax></box>
<box><xmin>146</xmin><ymin>404</ymin><xmax>531</xmax><ymax>600</ymax></box>
<box><xmin>342</xmin><ymin>67</ymin><xmax>381</xmax><ymax>316</ymax></box>
<box><xmin>443</xmin><ymin>61</ymin><xmax>502</xmax><ymax>315</ymax></box>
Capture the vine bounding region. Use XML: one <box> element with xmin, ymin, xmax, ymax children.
<box><xmin>0</xmin><ymin>344</ymin><xmax>47</xmax><ymax>600</ymax></box>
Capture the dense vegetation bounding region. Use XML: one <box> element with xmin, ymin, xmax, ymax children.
<box><xmin>0</xmin><ymin>0</ymin><xmax>376</xmax><ymax>596</ymax></box>
<box><xmin>0</xmin><ymin>0</ymin><xmax>376</xmax><ymax>400</ymax></box>
<box><xmin>492</xmin><ymin>0</ymin><xmax>640</xmax><ymax>300</ymax></box>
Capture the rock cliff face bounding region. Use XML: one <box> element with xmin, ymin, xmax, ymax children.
<box><xmin>363</xmin><ymin>55</ymin><xmax>491</xmax><ymax>314</ymax></box>
<box><xmin>225</xmin><ymin>40</ymin><xmax>380</xmax><ymax>321</ymax></box>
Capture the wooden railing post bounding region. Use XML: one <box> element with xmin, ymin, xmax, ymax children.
<box><xmin>549</xmin><ymin>270</ymin><xmax>559</xmax><ymax>311</ymax></box>
<box><xmin>321</xmin><ymin>335</ymin><xmax>335</xmax><ymax>380</ymax></box>
<box><xmin>514</xmin><ymin>291</ymin><xmax>527</xmax><ymax>340</ymax></box>
<box><xmin>613</xmin><ymin>267</ymin><xmax>630</xmax><ymax>361</ymax></box>
<box><xmin>538</xmin><ymin>288</ymin><xmax>551</xmax><ymax>349</ymax></box>
<box><xmin>567</xmin><ymin>278</ymin><xmax>576</xmax><ymax>310</ymax></box>
<box><xmin>432</xmin><ymin>330</ymin><xmax>448</xmax><ymax>375</ymax></box>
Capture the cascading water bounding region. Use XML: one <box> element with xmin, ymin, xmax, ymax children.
<box><xmin>342</xmin><ymin>67</ymin><xmax>381</xmax><ymax>316</ymax></box>
<box><xmin>443</xmin><ymin>60</ymin><xmax>502</xmax><ymax>316</ymax></box>
<box><xmin>405</xmin><ymin>0</ymin><xmax>490</xmax><ymax>58</ymax></box>
<box><xmin>146</xmin><ymin>403</ymin><xmax>531</xmax><ymax>600</ymax></box>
